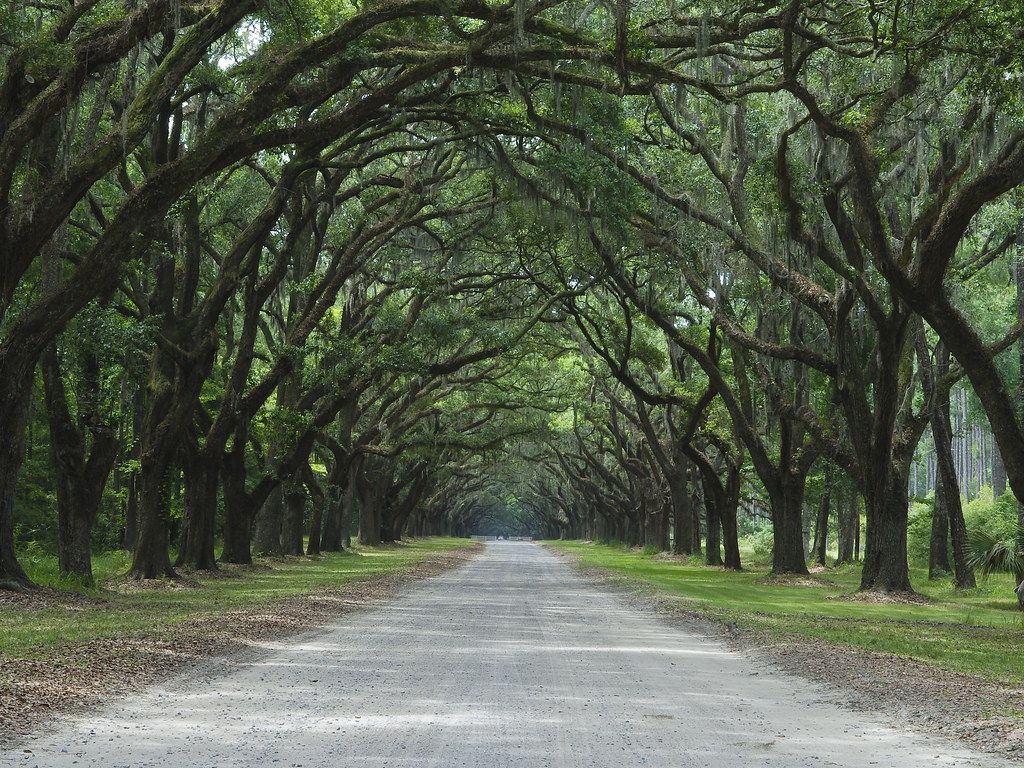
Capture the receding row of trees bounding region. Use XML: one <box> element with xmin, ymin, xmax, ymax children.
<box><xmin>1</xmin><ymin>0</ymin><xmax>1023</xmax><ymax>604</ymax></box>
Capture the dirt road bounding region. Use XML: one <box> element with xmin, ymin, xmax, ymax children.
<box><xmin>6</xmin><ymin>542</ymin><xmax>1013</xmax><ymax>767</ymax></box>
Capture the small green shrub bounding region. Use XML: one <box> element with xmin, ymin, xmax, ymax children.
<box><xmin>907</xmin><ymin>498</ymin><xmax>934</xmax><ymax>566</ymax></box>
<box><xmin>906</xmin><ymin>488</ymin><xmax>1020</xmax><ymax>568</ymax></box>
<box><xmin>739</xmin><ymin>522</ymin><xmax>774</xmax><ymax>558</ymax></box>
<box><xmin>964</xmin><ymin>489</ymin><xmax>1020</xmax><ymax>543</ymax></box>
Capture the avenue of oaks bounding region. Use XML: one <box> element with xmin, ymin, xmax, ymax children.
<box><xmin>1</xmin><ymin>0</ymin><xmax>1023</xmax><ymax>607</ymax></box>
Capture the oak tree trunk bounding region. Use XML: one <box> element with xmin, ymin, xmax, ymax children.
<box><xmin>0</xmin><ymin>371</ymin><xmax>34</xmax><ymax>590</ymax></box>
<box><xmin>177</xmin><ymin>449</ymin><xmax>219</xmax><ymax>571</ymax></box>
<box><xmin>341</xmin><ymin>481</ymin><xmax>354</xmax><ymax>549</ymax></box>
<box><xmin>220</xmin><ymin>447</ymin><xmax>253</xmax><ymax>565</ymax></box>
<box><xmin>282</xmin><ymin>480</ymin><xmax>305</xmax><ymax>556</ymax></box>
<box><xmin>130</xmin><ymin>459</ymin><xmax>175</xmax><ymax>579</ymax></box>
<box><xmin>929</xmin><ymin>479</ymin><xmax>952</xmax><ymax>578</ymax></box>
<box><xmin>720</xmin><ymin>492</ymin><xmax>742</xmax><ymax>570</ymax></box>
<box><xmin>252</xmin><ymin>484</ymin><xmax>285</xmax><ymax>555</ymax></box>
<box><xmin>670</xmin><ymin>470</ymin><xmax>692</xmax><ymax>555</ymax></box>
<box><xmin>41</xmin><ymin>346</ymin><xmax>118</xmax><ymax>583</ymax></box>
<box><xmin>770</xmin><ymin>477</ymin><xmax>809</xmax><ymax>575</ymax></box>
<box><xmin>860</xmin><ymin>474</ymin><xmax>913</xmax><ymax>592</ymax></box>
<box><xmin>700</xmin><ymin>474</ymin><xmax>723</xmax><ymax>566</ymax></box>
<box><xmin>320</xmin><ymin>486</ymin><xmax>344</xmax><ymax>552</ymax></box>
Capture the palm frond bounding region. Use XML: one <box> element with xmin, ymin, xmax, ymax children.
<box><xmin>967</xmin><ymin>527</ymin><xmax>1024</xmax><ymax>577</ymax></box>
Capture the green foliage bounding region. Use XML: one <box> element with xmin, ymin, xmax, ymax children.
<box><xmin>968</xmin><ymin>528</ymin><xmax>1024</xmax><ymax>579</ymax></box>
<box><xmin>907</xmin><ymin>488</ymin><xmax>1021</xmax><ymax>569</ymax></box>
<box><xmin>907</xmin><ymin>499</ymin><xmax>934</xmax><ymax>567</ymax></box>
<box><xmin>965</xmin><ymin>489</ymin><xmax>1023</xmax><ymax>544</ymax></box>
<box><xmin>741</xmin><ymin>523</ymin><xmax>775</xmax><ymax>558</ymax></box>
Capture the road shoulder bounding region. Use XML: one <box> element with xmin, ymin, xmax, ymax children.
<box><xmin>0</xmin><ymin>540</ymin><xmax>481</xmax><ymax>748</ymax></box>
<box><xmin>544</xmin><ymin>543</ymin><xmax>1024</xmax><ymax>763</ymax></box>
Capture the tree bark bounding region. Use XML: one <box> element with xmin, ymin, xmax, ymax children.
<box><xmin>720</xmin><ymin>466</ymin><xmax>742</xmax><ymax>570</ymax></box>
<box><xmin>130</xmin><ymin>457</ymin><xmax>176</xmax><ymax>579</ymax></box>
<box><xmin>860</xmin><ymin>472</ymin><xmax>913</xmax><ymax>592</ymax></box>
<box><xmin>700</xmin><ymin>473</ymin><xmax>723</xmax><ymax>566</ymax></box>
<box><xmin>341</xmin><ymin>480</ymin><xmax>354</xmax><ymax>550</ymax></box>
<box><xmin>41</xmin><ymin>346</ymin><xmax>118</xmax><ymax>582</ymax></box>
<box><xmin>220</xmin><ymin>445</ymin><xmax>253</xmax><ymax>564</ymax></box>
<box><xmin>355</xmin><ymin>459</ymin><xmax>381</xmax><ymax>546</ymax></box>
<box><xmin>836</xmin><ymin>491</ymin><xmax>857</xmax><ymax>566</ymax></box>
<box><xmin>252</xmin><ymin>484</ymin><xmax>284</xmax><ymax>555</ymax></box>
<box><xmin>932</xmin><ymin>387</ymin><xmax>976</xmax><ymax>588</ymax></box>
<box><xmin>0</xmin><ymin>368</ymin><xmax>35</xmax><ymax>589</ymax></box>
<box><xmin>307</xmin><ymin>496</ymin><xmax>324</xmax><ymax>556</ymax></box>
<box><xmin>690</xmin><ymin>488</ymin><xmax>702</xmax><ymax>555</ymax></box>
<box><xmin>670</xmin><ymin>468</ymin><xmax>692</xmax><ymax>555</ymax></box>
<box><xmin>770</xmin><ymin>475</ymin><xmax>809</xmax><ymax>575</ymax></box>
<box><xmin>282</xmin><ymin>479</ymin><xmax>305</xmax><ymax>556</ymax></box>
<box><xmin>177</xmin><ymin>446</ymin><xmax>219</xmax><ymax>571</ymax></box>
<box><xmin>658</xmin><ymin>498</ymin><xmax>671</xmax><ymax>552</ymax></box>
<box><xmin>929</xmin><ymin>478</ymin><xmax>952</xmax><ymax>578</ymax></box>
<box><xmin>812</xmin><ymin>489</ymin><xmax>830</xmax><ymax>567</ymax></box>
<box><xmin>320</xmin><ymin>482</ymin><xmax>344</xmax><ymax>552</ymax></box>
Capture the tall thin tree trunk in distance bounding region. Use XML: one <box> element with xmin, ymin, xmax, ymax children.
<box><xmin>1016</xmin><ymin>256</ymin><xmax>1024</xmax><ymax>591</ymax></box>
<box><xmin>836</xmin><ymin>490</ymin><xmax>857</xmax><ymax>566</ymax></box>
<box><xmin>932</xmin><ymin>381</ymin><xmax>977</xmax><ymax>589</ymax></box>
<box><xmin>993</xmin><ymin>442</ymin><xmax>1007</xmax><ymax>498</ymax></box>
<box><xmin>812</xmin><ymin>488</ymin><xmax>830</xmax><ymax>567</ymax></box>
<box><xmin>929</xmin><ymin>477</ymin><xmax>952</xmax><ymax>579</ymax></box>
<box><xmin>690</xmin><ymin>488</ymin><xmax>702</xmax><ymax>555</ymax></box>
<box><xmin>282</xmin><ymin>479</ymin><xmax>305</xmax><ymax>556</ymax></box>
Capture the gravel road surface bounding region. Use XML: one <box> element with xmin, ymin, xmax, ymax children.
<box><xmin>5</xmin><ymin>542</ymin><xmax>1014</xmax><ymax>767</ymax></box>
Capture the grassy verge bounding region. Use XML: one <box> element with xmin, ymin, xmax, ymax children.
<box><xmin>1</xmin><ymin>538</ymin><xmax>475</xmax><ymax>659</ymax></box>
<box><xmin>545</xmin><ymin>540</ymin><xmax>1024</xmax><ymax>683</ymax></box>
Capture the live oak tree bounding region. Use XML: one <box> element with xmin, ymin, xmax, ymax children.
<box><xmin>3</xmin><ymin>0</ymin><xmax>1024</xmax><ymax>607</ymax></box>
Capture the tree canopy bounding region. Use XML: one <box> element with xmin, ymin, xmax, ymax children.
<box><xmin>2</xmin><ymin>0</ymin><xmax>1024</xmax><ymax>606</ymax></box>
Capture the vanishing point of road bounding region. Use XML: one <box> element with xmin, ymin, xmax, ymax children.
<box><xmin>7</xmin><ymin>542</ymin><xmax>1014</xmax><ymax>767</ymax></box>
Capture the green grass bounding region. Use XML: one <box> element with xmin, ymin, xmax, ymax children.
<box><xmin>546</xmin><ymin>541</ymin><xmax>1024</xmax><ymax>683</ymax></box>
<box><xmin>1</xmin><ymin>538</ymin><xmax>474</xmax><ymax>659</ymax></box>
